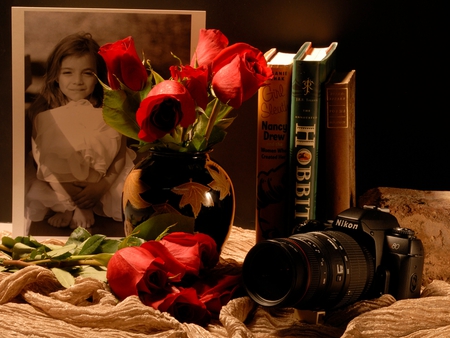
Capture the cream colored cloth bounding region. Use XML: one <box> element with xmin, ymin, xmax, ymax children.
<box><xmin>1</xmin><ymin>226</ymin><xmax>450</xmax><ymax>337</ymax></box>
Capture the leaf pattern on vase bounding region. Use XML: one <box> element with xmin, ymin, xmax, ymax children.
<box><xmin>152</xmin><ymin>202</ymin><xmax>182</xmax><ymax>215</ymax></box>
<box><xmin>206</xmin><ymin>161</ymin><xmax>231</xmax><ymax>200</ymax></box>
<box><xmin>122</xmin><ymin>169</ymin><xmax>152</xmax><ymax>210</ymax></box>
<box><xmin>171</xmin><ymin>179</ymin><xmax>214</xmax><ymax>218</ymax></box>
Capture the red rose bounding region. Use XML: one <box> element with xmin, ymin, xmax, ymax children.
<box><xmin>148</xmin><ymin>287</ymin><xmax>211</xmax><ymax>326</ymax></box>
<box><xmin>190</xmin><ymin>29</ymin><xmax>229</xmax><ymax>71</ymax></box>
<box><xmin>194</xmin><ymin>274</ymin><xmax>242</xmax><ymax>318</ymax></box>
<box><xmin>136</xmin><ymin>80</ymin><xmax>196</xmax><ymax>143</ymax></box>
<box><xmin>211</xmin><ymin>43</ymin><xmax>273</xmax><ymax>109</ymax></box>
<box><xmin>160</xmin><ymin>232</ymin><xmax>219</xmax><ymax>276</ymax></box>
<box><xmin>98</xmin><ymin>36</ymin><xmax>148</xmax><ymax>91</ymax></box>
<box><xmin>170</xmin><ymin>65</ymin><xmax>209</xmax><ymax>110</ymax></box>
<box><xmin>106</xmin><ymin>243</ymin><xmax>185</xmax><ymax>300</ymax></box>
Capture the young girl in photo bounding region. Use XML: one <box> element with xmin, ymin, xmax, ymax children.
<box><xmin>26</xmin><ymin>32</ymin><xmax>135</xmax><ymax>229</ymax></box>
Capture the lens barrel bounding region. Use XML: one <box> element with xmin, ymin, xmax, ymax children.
<box><xmin>243</xmin><ymin>230</ymin><xmax>375</xmax><ymax>310</ymax></box>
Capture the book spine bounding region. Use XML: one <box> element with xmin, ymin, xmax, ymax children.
<box><xmin>325</xmin><ymin>70</ymin><xmax>356</xmax><ymax>219</ymax></box>
<box><xmin>288</xmin><ymin>47</ymin><xmax>337</xmax><ymax>228</ymax></box>
<box><xmin>256</xmin><ymin>63</ymin><xmax>292</xmax><ymax>242</ymax></box>
<box><xmin>289</xmin><ymin>62</ymin><xmax>321</xmax><ymax>227</ymax></box>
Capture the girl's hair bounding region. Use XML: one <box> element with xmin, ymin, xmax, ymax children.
<box><xmin>28</xmin><ymin>32</ymin><xmax>107</xmax><ymax>121</ymax></box>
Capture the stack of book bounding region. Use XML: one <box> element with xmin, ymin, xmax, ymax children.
<box><xmin>256</xmin><ymin>42</ymin><xmax>356</xmax><ymax>242</ymax></box>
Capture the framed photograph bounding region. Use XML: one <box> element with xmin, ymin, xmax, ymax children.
<box><xmin>12</xmin><ymin>7</ymin><xmax>206</xmax><ymax>238</ymax></box>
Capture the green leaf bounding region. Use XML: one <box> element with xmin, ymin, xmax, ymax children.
<box><xmin>139</xmin><ymin>75</ymin><xmax>155</xmax><ymax>100</ymax></box>
<box><xmin>46</xmin><ymin>243</ymin><xmax>77</xmax><ymax>259</ymax></box>
<box><xmin>216</xmin><ymin>103</ymin><xmax>234</xmax><ymax>121</ymax></box>
<box><xmin>12</xmin><ymin>242</ymin><xmax>35</xmax><ymax>260</ymax></box>
<box><xmin>159</xmin><ymin>133</ymin><xmax>180</xmax><ymax>145</ymax></box>
<box><xmin>29</xmin><ymin>245</ymin><xmax>48</xmax><ymax>260</ymax></box>
<box><xmin>102</xmin><ymin>88</ymin><xmax>141</xmax><ymax>141</ymax></box>
<box><xmin>51</xmin><ymin>267</ymin><xmax>76</xmax><ymax>288</ymax></box>
<box><xmin>215</xmin><ymin>116</ymin><xmax>236</xmax><ymax>130</ymax></box>
<box><xmin>151</xmin><ymin>68</ymin><xmax>165</xmax><ymax>85</ymax></box>
<box><xmin>206</xmin><ymin>126</ymin><xmax>228</xmax><ymax>149</ymax></box>
<box><xmin>66</xmin><ymin>227</ymin><xmax>92</xmax><ymax>246</ymax></box>
<box><xmin>118</xmin><ymin>236</ymin><xmax>145</xmax><ymax>250</ymax></box>
<box><xmin>1</xmin><ymin>236</ymin><xmax>16</xmax><ymax>249</ymax></box>
<box><xmin>16</xmin><ymin>236</ymin><xmax>44</xmax><ymax>249</ymax></box>
<box><xmin>90</xmin><ymin>253</ymin><xmax>114</xmax><ymax>266</ymax></box>
<box><xmin>100</xmin><ymin>239</ymin><xmax>120</xmax><ymax>253</ymax></box>
<box><xmin>76</xmin><ymin>266</ymin><xmax>107</xmax><ymax>283</ymax></box>
<box><xmin>204</xmin><ymin>99</ymin><xmax>218</xmax><ymax>118</ymax></box>
<box><xmin>155</xmin><ymin>224</ymin><xmax>176</xmax><ymax>241</ymax></box>
<box><xmin>102</xmin><ymin>105</ymin><xmax>140</xmax><ymax>141</ymax></box>
<box><xmin>188</xmin><ymin>135</ymin><xmax>209</xmax><ymax>152</ymax></box>
<box><xmin>78</xmin><ymin>235</ymin><xmax>106</xmax><ymax>255</ymax></box>
<box><xmin>192</xmin><ymin>110</ymin><xmax>209</xmax><ymax>136</ymax></box>
<box><xmin>44</xmin><ymin>243</ymin><xmax>65</xmax><ymax>251</ymax></box>
<box><xmin>131</xmin><ymin>213</ymin><xmax>195</xmax><ymax>241</ymax></box>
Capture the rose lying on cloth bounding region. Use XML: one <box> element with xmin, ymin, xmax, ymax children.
<box><xmin>105</xmin><ymin>241</ymin><xmax>186</xmax><ymax>300</ymax></box>
<box><xmin>98</xmin><ymin>36</ymin><xmax>148</xmax><ymax>91</ymax></box>
<box><xmin>106</xmin><ymin>232</ymin><xmax>241</xmax><ymax>325</ymax></box>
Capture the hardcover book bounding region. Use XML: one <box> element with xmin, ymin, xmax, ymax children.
<box><xmin>256</xmin><ymin>48</ymin><xmax>295</xmax><ymax>241</ymax></box>
<box><xmin>288</xmin><ymin>42</ymin><xmax>338</xmax><ymax>228</ymax></box>
<box><xmin>324</xmin><ymin>70</ymin><xmax>356</xmax><ymax>219</ymax></box>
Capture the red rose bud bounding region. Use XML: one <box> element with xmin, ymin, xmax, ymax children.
<box><xmin>190</xmin><ymin>29</ymin><xmax>229</xmax><ymax>72</ymax></box>
<box><xmin>170</xmin><ymin>65</ymin><xmax>209</xmax><ymax>110</ymax></box>
<box><xmin>99</xmin><ymin>36</ymin><xmax>148</xmax><ymax>91</ymax></box>
<box><xmin>211</xmin><ymin>43</ymin><xmax>273</xmax><ymax>109</ymax></box>
<box><xmin>136</xmin><ymin>80</ymin><xmax>196</xmax><ymax>143</ymax></box>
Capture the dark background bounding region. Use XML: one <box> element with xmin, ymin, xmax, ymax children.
<box><xmin>1</xmin><ymin>0</ymin><xmax>448</xmax><ymax>230</ymax></box>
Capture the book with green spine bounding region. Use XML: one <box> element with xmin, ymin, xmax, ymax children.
<box><xmin>288</xmin><ymin>42</ymin><xmax>338</xmax><ymax>229</ymax></box>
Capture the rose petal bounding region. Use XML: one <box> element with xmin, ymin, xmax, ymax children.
<box><xmin>190</xmin><ymin>29</ymin><xmax>229</xmax><ymax>71</ymax></box>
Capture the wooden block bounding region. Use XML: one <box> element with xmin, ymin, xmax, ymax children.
<box><xmin>359</xmin><ymin>187</ymin><xmax>450</xmax><ymax>285</ymax></box>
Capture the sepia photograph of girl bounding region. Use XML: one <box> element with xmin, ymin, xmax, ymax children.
<box><xmin>17</xmin><ymin>7</ymin><xmax>204</xmax><ymax>237</ymax></box>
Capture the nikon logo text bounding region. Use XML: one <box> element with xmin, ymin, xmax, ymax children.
<box><xmin>335</xmin><ymin>219</ymin><xmax>359</xmax><ymax>230</ymax></box>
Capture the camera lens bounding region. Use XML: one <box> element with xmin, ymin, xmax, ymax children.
<box><xmin>242</xmin><ymin>231</ymin><xmax>375</xmax><ymax>310</ymax></box>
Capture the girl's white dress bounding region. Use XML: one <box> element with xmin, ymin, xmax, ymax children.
<box><xmin>26</xmin><ymin>99</ymin><xmax>136</xmax><ymax>222</ymax></box>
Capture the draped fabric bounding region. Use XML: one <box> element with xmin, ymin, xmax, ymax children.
<box><xmin>1</xmin><ymin>226</ymin><xmax>450</xmax><ymax>337</ymax></box>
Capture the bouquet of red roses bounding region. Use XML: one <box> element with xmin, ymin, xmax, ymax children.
<box><xmin>98</xmin><ymin>28</ymin><xmax>273</xmax><ymax>152</ymax></box>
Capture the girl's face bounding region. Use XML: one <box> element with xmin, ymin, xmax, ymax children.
<box><xmin>58</xmin><ymin>54</ymin><xmax>98</xmax><ymax>102</ymax></box>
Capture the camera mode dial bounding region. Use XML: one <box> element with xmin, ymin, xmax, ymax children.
<box><xmin>391</xmin><ymin>227</ymin><xmax>416</xmax><ymax>239</ymax></box>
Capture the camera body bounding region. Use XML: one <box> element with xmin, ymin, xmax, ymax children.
<box><xmin>323</xmin><ymin>206</ymin><xmax>424</xmax><ymax>300</ymax></box>
<box><xmin>242</xmin><ymin>206</ymin><xmax>424</xmax><ymax>310</ymax></box>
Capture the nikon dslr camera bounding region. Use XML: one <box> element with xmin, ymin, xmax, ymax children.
<box><xmin>243</xmin><ymin>206</ymin><xmax>424</xmax><ymax>310</ymax></box>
